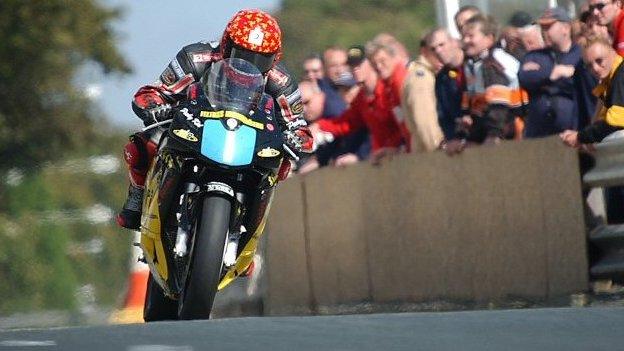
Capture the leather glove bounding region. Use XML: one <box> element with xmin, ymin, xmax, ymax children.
<box><xmin>142</xmin><ymin>104</ymin><xmax>172</xmax><ymax>127</ymax></box>
<box><xmin>283</xmin><ymin>129</ymin><xmax>304</xmax><ymax>154</ymax></box>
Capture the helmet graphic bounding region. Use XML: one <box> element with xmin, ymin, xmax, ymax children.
<box><xmin>220</xmin><ymin>9</ymin><xmax>282</xmax><ymax>73</ymax></box>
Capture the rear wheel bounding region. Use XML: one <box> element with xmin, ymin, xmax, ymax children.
<box><xmin>143</xmin><ymin>272</ymin><xmax>178</xmax><ymax>322</ymax></box>
<box><xmin>178</xmin><ymin>195</ymin><xmax>231</xmax><ymax>320</ymax></box>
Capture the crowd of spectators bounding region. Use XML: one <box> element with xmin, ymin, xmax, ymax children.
<box><xmin>296</xmin><ymin>0</ymin><xmax>624</xmax><ymax>219</ymax></box>
<box><xmin>290</xmin><ymin>1</ymin><xmax>624</xmax><ymax>222</ymax></box>
<box><xmin>293</xmin><ymin>2</ymin><xmax>624</xmax><ymax>172</ymax></box>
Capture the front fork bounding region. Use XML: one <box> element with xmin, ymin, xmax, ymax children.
<box><xmin>174</xmin><ymin>175</ymin><xmax>275</xmax><ymax>279</ymax></box>
<box><xmin>174</xmin><ymin>182</ymin><xmax>200</xmax><ymax>258</ymax></box>
<box><xmin>174</xmin><ymin>180</ymin><xmax>244</xmax><ymax>266</ymax></box>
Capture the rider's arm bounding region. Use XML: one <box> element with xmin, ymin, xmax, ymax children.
<box><xmin>266</xmin><ymin>62</ymin><xmax>314</xmax><ymax>154</ymax></box>
<box><xmin>132</xmin><ymin>42</ymin><xmax>220</xmax><ymax>123</ymax></box>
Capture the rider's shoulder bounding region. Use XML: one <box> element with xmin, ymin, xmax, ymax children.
<box><xmin>266</xmin><ymin>62</ymin><xmax>293</xmax><ymax>91</ymax></box>
<box><xmin>179</xmin><ymin>41</ymin><xmax>221</xmax><ymax>59</ymax></box>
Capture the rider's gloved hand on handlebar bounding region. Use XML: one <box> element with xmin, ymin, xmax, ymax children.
<box><xmin>283</xmin><ymin>128</ymin><xmax>314</xmax><ymax>156</ymax></box>
<box><xmin>142</xmin><ymin>103</ymin><xmax>172</xmax><ymax>127</ymax></box>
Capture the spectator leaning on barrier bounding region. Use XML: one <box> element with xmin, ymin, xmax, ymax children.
<box><xmin>299</xmin><ymin>80</ymin><xmax>325</xmax><ymax>123</ymax></box>
<box><xmin>319</xmin><ymin>46</ymin><xmax>349</xmax><ymax>119</ymax></box>
<box><xmin>428</xmin><ymin>28</ymin><xmax>465</xmax><ymax>141</ymax></box>
<box><xmin>313</xmin><ymin>46</ymin><xmax>369</xmax><ymax>168</ymax></box>
<box><xmin>311</xmin><ymin>45</ymin><xmax>404</xmax><ymax>165</ymax></box>
<box><xmin>372</xmin><ymin>32</ymin><xmax>412</xmax><ymax>67</ymax></box>
<box><xmin>588</xmin><ymin>0</ymin><xmax>624</xmax><ymax>55</ymax></box>
<box><xmin>561</xmin><ymin>36</ymin><xmax>624</xmax><ymax>146</ymax></box>
<box><xmin>445</xmin><ymin>15</ymin><xmax>522</xmax><ymax>154</ymax></box>
<box><xmin>400</xmin><ymin>33</ymin><xmax>444</xmax><ymax>152</ymax></box>
<box><xmin>518</xmin><ymin>7</ymin><xmax>597</xmax><ymax>137</ymax></box>
<box><xmin>366</xmin><ymin>36</ymin><xmax>411</xmax><ymax>154</ymax></box>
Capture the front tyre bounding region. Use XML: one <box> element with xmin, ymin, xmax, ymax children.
<box><xmin>178</xmin><ymin>195</ymin><xmax>231</xmax><ymax>320</ymax></box>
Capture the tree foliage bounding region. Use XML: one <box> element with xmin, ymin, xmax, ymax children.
<box><xmin>275</xmin><ymin>0</ymin><xmax>436</xmax><ymax>78</ymax></box>
<box><xmin>0</xmin><ymin>0</ymin><xmax>132</xmax><ymax>316</ymax></box>
<box><xmin>0</xmin><ymin>0</ymin><xmax>130</xmax><ymax>174</ymax></box>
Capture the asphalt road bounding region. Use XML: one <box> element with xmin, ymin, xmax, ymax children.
<box><xmin>1</xmin><ymin>307</ymin><xmax>623</xmax><ymax>351</ymax></box>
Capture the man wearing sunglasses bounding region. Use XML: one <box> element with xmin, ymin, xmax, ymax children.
<box><xmin>589</xmin><ymin>0</ymin><xmax>624</xmax><ymax>55</ymax></box>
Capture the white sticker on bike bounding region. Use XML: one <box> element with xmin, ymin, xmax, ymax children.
<box><xmin>206</xmin><ymin>182</ymin><xmax>234</xmax><ymax>197</ymax></box>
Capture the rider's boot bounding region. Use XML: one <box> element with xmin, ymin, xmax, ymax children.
<box><xmin>116</xmin><ymin>132</ymin><xmax>156</xmax><ymax>231</ymax></box>
<box><xmin>116</xmin><ymin>184</ymin><xmax>144</xmax><ymax>230</ymax></box>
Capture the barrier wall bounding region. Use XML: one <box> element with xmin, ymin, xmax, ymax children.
<box><xmin>264</xmin><ymin>136</ymin><xmax>588</xmax><ymax>315</ymax></box>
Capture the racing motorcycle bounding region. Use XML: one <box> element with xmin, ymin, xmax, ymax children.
<box><xmin>138</xmin><ymin>58</ymin><xmax>296</xmax><ymax>321</ymax></box>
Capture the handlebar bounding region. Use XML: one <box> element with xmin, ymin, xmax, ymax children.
<box><xmin>142</xmin><ymin>119</ymin><xmax>173</xmax><ymax>132</ymax></box>
<box><xmin>282</xmin><ymin>144</ymin><xmax>300</xmax><ymax>162</ymax></box>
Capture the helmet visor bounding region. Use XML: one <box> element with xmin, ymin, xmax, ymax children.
<box><xmin>230</xmin><ymin>45</ymin><xmax>276</xmax><ymax>74</ymax></box>
<box><xmin>204</xmin><ymin>58</ymin><xmax>264</xmax><ymax>112</ymax></box>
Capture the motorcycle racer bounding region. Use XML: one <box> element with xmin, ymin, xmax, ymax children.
<box><xmin>117</xmin><ymin>9</ymin><xmax>313</xmax><ymax>230</ymax></box>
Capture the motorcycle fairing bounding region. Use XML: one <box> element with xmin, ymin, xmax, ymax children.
<box><xmin>140</xmin><ymin>150</ymin><xmax>184</xmax><ymax>294</ymax></box>
<box><xmin>200</xmin><ymin>120</ymin><xmax>257</xmax><ymax>166</ymax></box>
<box><xmin>218</xmin><ymin>189</ymin><xmax>275</xmax><ymax>290</ymax></box>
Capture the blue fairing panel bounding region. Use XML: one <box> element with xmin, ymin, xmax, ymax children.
<box><xmin>201</xmin><ymin>120</ymin><xmax>256</xmax><ymax>166</ymax></box>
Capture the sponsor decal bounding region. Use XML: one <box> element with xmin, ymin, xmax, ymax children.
<box><xmin>160</xmin><ymin>67</ymin><xmax>176</xmax><ymax>86</ymax></box>
<box><xmin>200</xmin><ymin>110</ymin><xmax>264</xmax><ymax>130</ymax></box>
<box><xmin>257</xmin><ymin>147</ymin><xmax>280</xmax><ymax>158</ymax></box>
<box><xmin>268</xmin><ymin>174</ymin><xmax>278</xmax><ymax>186</ymax></box>
<box><xmin>268</xmin><ymin>69</ymin><xmax>289</xmax><ymax>87</ymax></box>
<box><xmin>248</xmin><ymin>27</ymin><xmax>265</xmax><ymax>46</ymax></box>
<box><xmin>291</xmin><ymin>101</ymin><xmax>304</xmax><ymax>114</ymax></box>
<box><xmin>180</xmin><ymin>107</ymin><xmax>193</xmax><ymax>119</ymax></box>
<box><xmin>277</xmin><ymin>95</ymin><xmax>293</xmax><ymax>121</ymax></box>
<box><xmin>180</xmin><ymin>107</ymin><xmax>203</xmax><ymax>128</ymax></box>
<box><xmin>205</xmin><ymin>182</ymin><xmax>234</xmax><ymax>196</ymax></box>
<box><xmin>173</xmin><ymin>129</ymin><xmax>199</xmax><ymax>142</ymax></box>
<box><xmin>192</xmin><ymin>52</ymin><xmax>213</xmax><ymax>63</ymax></box>
<box><xmin>170</xmin><ymin>58</ymin><xmax>185</xmax><ymax>78</ymax></box>
<box><xmin>286</xmin><ymin>90</ymin><xmax>301</xmax><ymax>104</ymax></box>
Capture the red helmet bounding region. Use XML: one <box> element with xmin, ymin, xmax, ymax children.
<box><xmin>220</xmin><ymin>9</ymin><xmax>282</xmax><ymax>74</ymax></box>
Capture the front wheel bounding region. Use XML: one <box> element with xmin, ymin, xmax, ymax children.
<box><xmin>178</xmin><ymin>195</ymin><xmax>231</xmax><ymax>320</ymax></box>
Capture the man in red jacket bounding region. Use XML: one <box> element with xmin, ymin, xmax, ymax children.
<box><xmin>311</xmin><ymin>45</ymin><xmax>406</xmax><ymax>165</ymax></box>
<box><xmin>367</xmin><ymin>37</ymin><xmax>411</xmax><ymax>153</ymax></box>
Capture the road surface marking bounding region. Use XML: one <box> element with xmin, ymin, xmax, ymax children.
<box><xmin>0</xmin><ymin>340</ymin><xmax>56</xmax><ymax>347</ymax></box>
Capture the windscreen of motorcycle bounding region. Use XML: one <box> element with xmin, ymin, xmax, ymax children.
<box><xmin>203</xmin><ymin>58</ymin><xmax>264</xmax><ymax>113</ymax></box>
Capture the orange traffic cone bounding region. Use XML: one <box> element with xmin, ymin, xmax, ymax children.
<box><xmin>109</xmin><ymin>231</ymin><xmax>149</xmax><ymax>324</ymax></box>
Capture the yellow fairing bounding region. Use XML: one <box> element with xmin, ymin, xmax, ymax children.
<box><xmin>140</xmin><ymin>158</ymin><xmax>169</xmax><ymax>281</ymax></box>
<box><xmin>217</xmin><ymin>191</ymin><xmax>275</xmax><ymax>290</ymax></box>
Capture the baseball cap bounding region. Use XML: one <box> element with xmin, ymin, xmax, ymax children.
<box><xmin>346</xmin><ymin>45</ymin><xmax>366</xmax><ymax>66</ymax></box>
<box><xmin>537</xmin><ymin>7</ymin><xmax>571</xmax><ymax>25</ymax></box>
<box><xmin>508</xmin><ymin>11</ymin><xmax>533</xmax><ymax>28</ymax></box>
